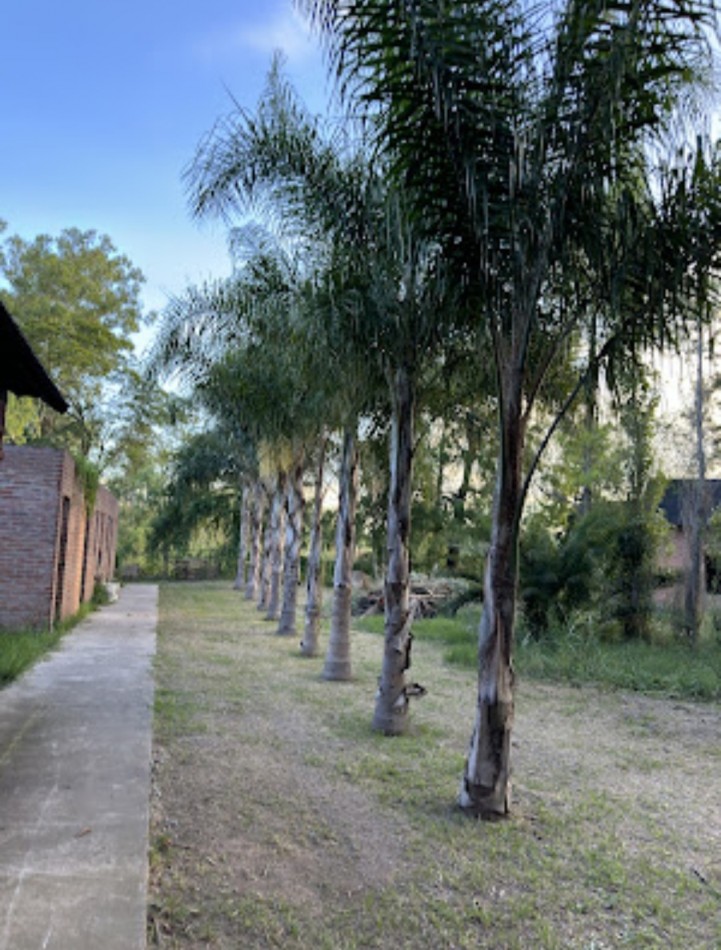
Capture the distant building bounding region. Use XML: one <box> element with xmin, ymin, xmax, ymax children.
<box><xmin>0</xmin><ymin>447</ymin><xmax>118</xmax><ymax>630</ymax></box>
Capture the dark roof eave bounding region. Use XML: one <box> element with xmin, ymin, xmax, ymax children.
<box><xmin>0</xmin><ymin>299</ymin><xmax>68</xmax><ymax>413</ymax></box>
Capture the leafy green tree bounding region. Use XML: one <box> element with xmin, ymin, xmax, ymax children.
<box><xmin>1</xmin><ymin>226</ymin><xmax>147</xmax><ymax>456</ymax></box>
<box><xmin>533</xmin><ymin>418</ymin><xmax>626</xmax><ymax>532</ymax></box>
<box><xmin>520</xmin><ymin>405</ymin><xmax>628</xmax><ymax>638</ymax></box>
<box><xmin>147</xmin><ymin>429</ymin><xmax>240</xmax><ymax>574</ymax></box>
<box><xmin>115</xmin><ymin>468</ymin><xmax>168</xmax><ymax>574</ymax></box>
<box><xmin>521</xmin><ymin>361</ymin><xmax>674</xmax><ymax>643</ymax></box>
<box><xmin>612</xmin><ymin>372</ymin><xmax>667</xmax><ymax>640</ymax></box>
<box><xmin>102</xmin><ymin>367</ymin><xmax>184</xmax><ymax>476</ymax></box>
<box><xmin>519</xmin><ymin>513</ymin><xmax>599</xmax><ymax>639</ymax></box>
<box><xmin>106</xmin><ymin>382</ymin><xmax>193</xmax><ymax>575</ymax></box>
<box><xmin>354</xmin><ymin>423</ymin><xmax>390</xmax><ymax>576</ymax></box>
<box><xmin>411</xmin><ymin>357</ymin><xmax>499</xmax><ymax>577</ymax></box>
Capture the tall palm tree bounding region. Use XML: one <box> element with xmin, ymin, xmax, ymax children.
<box><xmin>147</xmin><ymin>238</ymin><xmax>331</xmax><ymax>638</ymax></box>
<box><xmin>186</xmin><ymin>62</ymin><xmax>464</xmax><ymax>718</ymax></box>
<box><xmin>303</xmin><ymin>0</ymin><xmax>721</xmax><ymax>814</ymax></box>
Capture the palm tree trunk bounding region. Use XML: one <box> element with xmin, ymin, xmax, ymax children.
<box><xmin>233</xmin><ymin>482</ymin><xmax>251</xmax><ymax>590</ymax></box>
<box><xmin>301</xmin><ymin>438</ymin><xmax>327</xmax><ymax>657</ymax></box>
<box><xmin>265</xmin><ymin>471</ymin><xmax>287</xmax><ymax>621</ymax></box>
<box><xmin>684</xmin><ymin>321</ymin><xmax>706</xmax><ymax>644</ymax></box>
<box><xmin>579</xmin><ymin>314</ymin><xmax>599</xmax><ymax>516</ymax></box>
<box><xmin>372</xmin><ymin>367</ymin><xmax>416</xmax><ymax>733</ymax></box>
<box><xmin>323</xmin><ymin>427</ymin><xmax>359</xmax><ymax>680</ymax></box>
<box><xmin>458</xmin><ymin>380</ymin><xmax>523</xmax><ymax>817</ymax></box>
<box><xmin>246</xmin><ymin>481</ymin><xmax>266</xmax><ymax>601</ymax></box>
<box><xmin>257</xmin><ymin>482</ymin><xmax>274</xmax><ymax>612</ymax></box>
<box><xmin>277</xmin><ymin>456</ymin><xmax>305</xmax><ymax>637</ymax></box>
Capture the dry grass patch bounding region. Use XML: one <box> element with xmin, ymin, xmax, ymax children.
<box><xmin>148</xmin><ymin>581</ymin><xmax>721</xmax><ymax>948</ymax></box>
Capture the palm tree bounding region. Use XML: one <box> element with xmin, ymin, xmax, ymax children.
<box><xmin>147</xmin><ymin>237</ymin><xmax>331</xmax><ymax>638</ymax></box>
<box><xmin>303</xmin><ymin>0</ymin><xmax>721</xmax><ymax>814</ymax></box>
<box><xmin>186</xmin><ymin>61</ymin><xmax>463</xmax><ymax>717</ymax></box>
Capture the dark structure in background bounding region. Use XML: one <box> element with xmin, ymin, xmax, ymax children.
<box><xmin>0</xmin><ymin>298</ymin><xmax>68</xmax><ymax>456</ymax></box>
<box><xmin>658</xmin><ymin>479</ymin><xmax>721</xmax><ymax>530</ymax></box>
<box><xmin>657</xmin><ymin>479</ymin><xmax>721</xmax><ymax>602</ymax></box>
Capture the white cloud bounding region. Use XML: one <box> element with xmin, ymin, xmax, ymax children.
<box><xmin>197</xmin><ymin>7</ymin><xmax>318</xmax><ymax>66</ymax></box>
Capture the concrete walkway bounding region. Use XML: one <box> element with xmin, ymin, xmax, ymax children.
<box><xmin>0</xmin><ymin>584</ymin><xmax>157</xmax><ymax>950</ymax></box>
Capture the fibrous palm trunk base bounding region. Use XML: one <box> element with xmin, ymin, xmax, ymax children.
<box><xmin>323</xmin><ymin>584</ymin><xmax>352</xmax><ymax>681</ymax></box>
<box><xmin>458</xmin><ymin>693</ymin><xmax>513</xmax><ymax>818</ymax></box>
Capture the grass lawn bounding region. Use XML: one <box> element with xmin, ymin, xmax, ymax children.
<box><xmin>149</xmin><ymin>581</ymin><xmax>721</xmax><ymax>948</ymax></box>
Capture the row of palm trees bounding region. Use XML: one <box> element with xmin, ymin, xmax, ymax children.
<box><xmin>149</xmin><ymin>0</ymin><xmax>721</xmax><ymax>817</ymax></box>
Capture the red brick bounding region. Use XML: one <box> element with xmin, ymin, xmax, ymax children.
<box><xmin>0</xmin><ymin>447</ymin><xmax>118</xmax><ymax>629</ymax></box>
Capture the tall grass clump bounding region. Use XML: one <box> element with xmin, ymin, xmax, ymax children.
<box><xmin>358</xmin><ymin>605</ymin><xmax>721</xmax><ymax>701</ymax></box>
<box><xmin>0</xmin><ymin>603</ymin><xmax>94</xmax><ymax>687</ymax></box>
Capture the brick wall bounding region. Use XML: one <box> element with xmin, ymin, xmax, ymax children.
<box><xmin>56</xmin><ymin>451</ymin><xmax>88</xmax><ymax>621</ymax></box>
<box><xmin>0</xmin><ymin>447</ymin><xmax>64</xmax><ymax>629</ymax></box>
<box><xmin>80</xmin><ymin>486</ymin><xmax>119</xmax><ymax>602</ymax></box>
<box><xmin>0</xmin><ymin>446</ymin><xmax>118</xmax><ymax>630</ymax></box>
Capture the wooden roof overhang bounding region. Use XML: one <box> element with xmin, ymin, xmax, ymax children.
<box><xmin>0</xmin><ymin>298</ymin><xmax>68</xmax><ymax>456</ymax></box>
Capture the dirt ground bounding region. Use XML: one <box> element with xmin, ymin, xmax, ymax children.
<box><xmin>147</xmin><ymin>584</ymin><xmax>721</xmax><ymax>949</ymax></box>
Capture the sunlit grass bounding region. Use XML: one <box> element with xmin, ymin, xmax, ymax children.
<box><xmin>517</xmin><ymin>628</ymin><xmax>721</xmax><ymax>699</ymax></box>
<box><xmin>356</xmin><ymin>604</ymin><xmax>721</xmax><ymax>701</ymax></box>
<box><xmin>150</xmin><ymin>582</ymin><xmax>721</xmax><ymax>949</ymax></box>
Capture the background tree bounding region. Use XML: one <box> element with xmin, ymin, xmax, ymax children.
<box><xmin>612</xmin><ymin>370</ymin><xmax>667</xmax><ymax>641</ymax></box>
<box><xmin>520</xmin><ymin>375</ymin><xmax>668</xmax><ymax>642</ymax></box>
<box><xmin>520</xmin><ymin>418</ymin><xmax>625</xmax><ymax>640</ymax></box>
<box><xmin>147</xmin><ymin>425</ymin><xmax>242</xmax><ymax>574</ymax></box>
<box><xmin>0</xmin><ymin>225</ymin><xmax>148</xmax><ymax>457</ymax></box>
<box><xmin>105</xmin><ymin>378</ymin><xmax>192</xmax><ymax>575</ymax></box>
<box><xmin>671</xmin><ymin>140</ymin><xmax>721</xmax><ymax>642</ymax></box>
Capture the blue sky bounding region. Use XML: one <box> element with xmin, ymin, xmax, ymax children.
<box><xmin>1</xmin><ymin>0</ymin><xmax>330</xmax><ymax>343</ymax></box>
